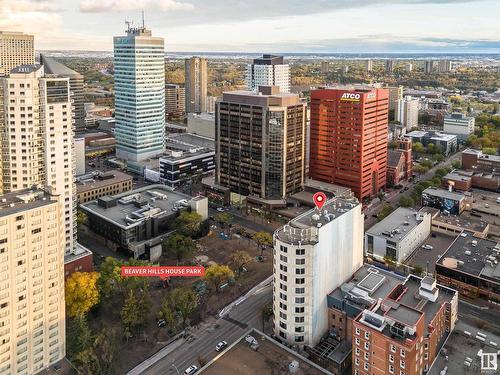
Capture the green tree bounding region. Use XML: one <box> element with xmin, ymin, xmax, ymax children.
<box><xmin>65</xmin><ymin>272</ymin><xmax>100</xmax><ymax>318</ymax></box>
<box><xmin>170</xmin><ymin>287</ymin><xmax>197</xmax><ymax>327</ymax></box>
<box><xmin>94</xmin><ymin>328</ymin><xmax>118</xmax><ymax>375</ymax></box>
<box><xmin>159</xmin><ymin>299</ymin><xmax>178</xmax><ymax>332</ymax></box>
<box><xmin>67</xmin><ymin>316</ymin><xmax>93</xmax><ymax>357</ymax></box>
<box><xmin>97</xmin><ymin>257</ymin><xmax>123</xmax><ymax>298</ymax></box>
<box><xmin>413</xmin><ymin>165</ymin><xmax>429</xmax><ymax>175</ymax></box>
<box><xmin>378</xmin><ymin>204</ymin><xmax>395</xmax><ymax>221</ymax></box>
<box><xmin>398</xmin><ymin>195</ymin><xmax>415</xmax><ymax>208</ymax></box>
<box><xmin>432</xmin><ymin>153</ymin><xmax>445</xmax><ymax>162</ymax></box>
<box><xmin>162</xmin><ymin>234</ymin><xmax>196</xmax><ymax>264</ymax></box>
<box><xmin>413</xmin><ymin>142</ymin><xmax>425</xmax><ymax>156</ymax></box>
<box><xmin>420</xmin><ymin>159</ymin><xmax>433</xmax><ymax>168</ymax></box>
<box><xmin>203</xmin><ymin>263</ymin><xmax>234</xmax><ymax>293</ymax></box>
<box><xmin>451</xmin><ymin>160</ymin><xmax>462</xmax><ymax>169</ymax></box>
<box><xmin>77</xmin><ymin>210</ymin><xmax>87</xmax><ymax>229</ymax></box>
<box><xmin>121</xmin><ymin>289</ymin><xmax>150</xmax><ymax>337</ymax></box>
<box><xmin>482</xmin><ymin>147</ymin><xmax>497</xmax><ymax>155</ymax></box>
<box><xmin>435</xmin><ymin>168</ymin><xmax>449</xmax><ymax>178</ymax></box>
<box><xmin>413</xmin><ymin>265</ymin><xmax>425</xmax><ymax>276</ymax></box>
<box><xmin>174</xmin><ymin>211</ymin><xmax>203</xmax><ymax>237</ymax></box>
<box><xmin>252</xmin><ymin>231</ymin><xmax>273</xmax><ymax>256</ymax></box>
<box><xmin>214</xmin><ymin>212</ymin><xmax>233</xmax><ymax>228</ymax></box>
<box><xmin>388</xmin><ymin>141</ymin><xmax>398</xmax><ymax>149</ymax></box>
<box><xmin>229</xmin><ymin>250</ymin><xmax>253</xmax><ymax>277</ymax></box>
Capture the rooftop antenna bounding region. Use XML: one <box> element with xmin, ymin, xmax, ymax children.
<box><xmin>142</xmin><ymin>10</ymin><xmax>145</xmax><ymax>29</ymax></box>
<box><xmin>125</xmin><ymin>19</ymin><xmax>131</xmax><ymax>31</ymax></box>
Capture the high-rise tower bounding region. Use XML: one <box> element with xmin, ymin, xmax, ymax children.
<box><xmin>246</xmin><ymin>54</ymin><xmax>290</xmax><ymax>93</ymax></box>
<box><xmin>185</xmin><ymin>57</ymin><xmax>208</xmax><ymax>113</ymax></box>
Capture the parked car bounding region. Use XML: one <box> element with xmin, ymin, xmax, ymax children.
<box><xmin>245</xmin><ymin>335</ymin><xmax>257</xmax><ymax>345</ymax></box>
<box><xmin>157</xmin><ymin>319</ymin><xmax>166</xmax><ymax>327</ymax></box>
<box><xmin>216</xmin><ymin>207</ymin><xmax>225</xmax><ymax>212</ymax></box>
<box><xmin>184</xmin><ymin>365</ymin><xmax>198</xmax><ymax>375</ymax></box>
<box><xmin>422</xmin><ymin>244</ymin><xmax>433</xmax><ymax>250</ymax></box>
<box><xmin>215</xmin><ymin>340</ymin><xmax>228</xmax><ymax>352</ymax></box>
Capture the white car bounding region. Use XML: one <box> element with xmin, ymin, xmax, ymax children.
<box><xmin>184</xmin><ymin>365</ymin><xmax>198</xmax><ymax>375</ymax></box>
<box><xmin>215</xmin><ymin>340</ymin><xmax>228</xmax><ymax>352</ymax></box>
<box><xmin>422</xmin><ymin>244</ymin><xmax>433</xmax><ymax>250</ymax></box>
<box><xmin>216</xmin><ymin>207</ymin><xmax>225</xmax><ymax>212</ymax></box>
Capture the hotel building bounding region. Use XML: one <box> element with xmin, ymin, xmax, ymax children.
<box><xmin>246</xmin><ymin>55</ymin><xmax>290</xmax><ymax>93</ymax></box>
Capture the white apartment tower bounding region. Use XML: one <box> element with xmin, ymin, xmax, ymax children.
<box><xmin>0</xmin><ymin>189</ymin><xmax>66</xmax><ymax>374</ymax></box>
<box><xmin>365</xmin><ymin>59</ymin><xmax>373</xmax><ymax>72</ymax></box>
<box><xmin>246</xmin><ymin>55</ymin><xmax>290</xmax><ymax>93</ymax></box>
<box><xmin>1</xmin><ymin>65</ymin><xmax>76</xmax><ymax>254</ymax></box>
<box><xmin>114</xmin><ymin>25</ymin><xmax>165</xmax><ymax>161</ymax></box>
<box><xmin>396</xmin><ymin>96</ymin><xmax>419</xmax><ymax>130</ymax></box>
<box><xmin>273</xmin><ymin>197</ymin><xmax>364</xmax><ymax>347</ymax></box>
<box><xmin>0</xmin><ymin>32</ymin><xmax>34</xmax><ymax>77</ymax></box>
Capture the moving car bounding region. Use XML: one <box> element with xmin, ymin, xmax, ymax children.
<box><xmin>422</xmin><ymin>244</ymin><xmax>433</xmax><ymax>250</ymax></box>
<box><xmin>216</xmin><ymin>207</ymin><xmax>225</xmax><ymax>212</ymax></box>
<box><xmin>184</xmin><ymin>365</ymin><xmax>198</xmax><ymax>375</ymax></box>
<box><xmin>215</xmin><ymin>340</ymin><xmax>228</xmax><ymax>352</ymax></box>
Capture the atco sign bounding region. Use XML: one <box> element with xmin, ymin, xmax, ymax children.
<box><xmin>340</xmin><ymin>92</ymin><xmax>361</xmax><ymax>102</ymax></box>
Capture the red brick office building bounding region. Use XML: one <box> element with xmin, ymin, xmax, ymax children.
<box><xmin>309</xmin><ymin>87</ymin><xmax>389</xmax><ymax>201</ymax></box>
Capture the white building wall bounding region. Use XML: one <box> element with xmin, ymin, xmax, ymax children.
<box><xmin>74</xmin><ymin>138</ymin><xmax>85</xmax><ymax>176</ymax></box>
<box><xmin>273</xmin><ymin>201</ymin><xmax>364</xmax><ymax>347</ymax></box>
<box><xmin>246</xmin><ymin>64</ymin><xmax>290</xmax><ymax>93</ymax></box>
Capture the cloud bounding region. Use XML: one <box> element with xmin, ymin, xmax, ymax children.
<box><xmin>0</xmin><ymin>1</ymin><xmax>63</xmax><ymax>37</ymax></box>
<box><xmin>80</xmin><ymin>0</ymin><xmax>194</xmax><ymax>13</ymax></box>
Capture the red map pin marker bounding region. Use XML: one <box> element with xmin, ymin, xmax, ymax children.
<box><xmin>313</xmin><ymin>192</ymin><xmax>327</xmax><ymax>210</ymax></box>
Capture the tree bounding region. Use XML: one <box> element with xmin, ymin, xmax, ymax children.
<box><xmin>451</xmin><ymin>160</ymin><xmax>462</xmax><ymax>169</ymax></box>
<box><xmin>174</xmin><ymin>211</ymin><xmax>203</xmax><ymax>237</ymax></box>
<box><xmin>413</xmin><ymin>165</ymin><xmax>429</xmax><ymax>175</ymax></box>
<box><xmin>398</xmin><ymin>195</ymin><xmax>415</xmax><ymax>208</ymax></box>
<box><xmin>420</xmin><ymin>159</ymin><xmax>433</xmax><ymax>168</ymax></box>
<box><xmin>98</xmin><ymin>257</ymin><xmax>123</xmax><ymax>299</ymax></box>
<box><xmin>159</xmin><ymin>299</ymin><xmax>178</xmax><ymax>332</ymax></box>
<box><xmin>121</xmin><ymin>288</ymin><xmax>150</xmax><ymax>337</ymax></box>
<box><xmin>482</xmin><ymin>147</ymin><xmax>497</xmax><ymax>155</ymax></box>
<box><xmin>413</xmin><ymin>265</ymin><xmax>425</xmax><ymax>276</ymax></box>
<box><xmin>67</xmin><ymin>316</ymin><xmax>93</xmax><ymax>357</ymax></box>
<box><xmin>65</xmin><ymin>272</ymin><xmax>100</xmax><ymax>318</ymax></box>
<box><xmin>203</xmin><ymin>263</ymin><xmax>234</xmax><ymax>293</ymax></box>
<box><xmin>413</xmin><ymin>142</ymin><xmax>425</xmax><ymax>156</ymax></box>
<box><xmin>77</xmin><ymin>210</ymin><xmax>87</xmax><ymax>229</ymax></box>
<box><xmin>388</xmin><ymin>141</ymin><xmax>398</xmax><ymax>149</ymax></box>
<box><xmin>229</xmin><ymin>250</ymin><xmax>253</xmax><ymax>277</ymax></box>
<box><xmin>214</xmin><ymin>212</ymin><xmax>233</xmax><ymax>228</ymax></box>
<box><xmin>252</xmin><ymin>231</ymin><xmax>273</xmax><ymax>256</ymax></box>
<box><xmin>162</xmin><ymin>234</ymin><xmax>196</xmax><ymax>264</ymax></box>
<box><xmin>170</xmin><ymin>287</ymin><xmax>197</xmax><ymax>327</ymax></box>
<box><xmin>432</xmin><ymin>153</ymin><xmax>445</xmax><ymax>163</ymax></box>
<box><xmin>378</xmin><ymin>204</ymin><xmax>395</xmax><ymax>221</ymax></box>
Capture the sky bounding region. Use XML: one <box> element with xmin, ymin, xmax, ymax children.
<box><xmin>0</xmin><ymin>0</ymin><xmax>499</xmax><ymax>53</ymax></box>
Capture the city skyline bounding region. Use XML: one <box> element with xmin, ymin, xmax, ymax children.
<box><xmin>1</xmin><ymin>0</ymin><xmax>500</xmax><ymax>52</ymax></box>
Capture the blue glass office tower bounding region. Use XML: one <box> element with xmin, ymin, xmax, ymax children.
<box><xmin>114</xmin><ymin>26</ymin><xmax>165</xmax><ymax>161</ymax></box>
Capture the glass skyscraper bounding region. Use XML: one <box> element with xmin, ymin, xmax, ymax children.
<box><xmin>114</xmin><ymin>26</ymin><xmax>165</xmax><ymax>161</ymax></box>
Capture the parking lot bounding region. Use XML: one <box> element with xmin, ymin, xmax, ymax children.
<box><xmin>404</xmin><ymin>232</ymin><xmax>457</xmax><ymax>273</ymax></box>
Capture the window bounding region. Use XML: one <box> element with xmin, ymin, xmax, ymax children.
<box><xmin>364</xmin><ymin>342</ymin><xmax>369</xmax><ymax>350</ymax></box>
<box><xmin>295</xmin><ymin>316</ymin><xmax>304</xmax><ymax>323</ymax></box>
<box><xmin>295</xmin><ymin>326</ymin><xmax>304</xmax><ymax>333</ymax></box>
<box><xmin>400</xmin><ymin>360</ymin><xmax>405</xmax><ymax>369</ymax></box>
<box><xmin>295</xmin><ymin>297</ymin><xmax>304</xmax><ymax>303</ymax></box>
<box><xmin>296</xmin><ymin>278</ymin><xmax>305</xmax><ymax>284</ymax></box>
<box><xmin>280</xmin><ymin>265</ymin><xmax>287</xmax><ymax>272</ymax></box>
<box><xmin>280</xmin><ymin>245</ymin><xmax>287</xmax><ymax>253</ymax></box>
<box><xmin>364</xmin><ymin>352</ymin><xmax>369</xmax><ymax>360</ymax></box>
<box><xmin>279</xmin><ymin>302</ymin><xmax>287</xmax><ymax>310</ymax></box>
<box><xmin>296</xmin><ymin>268</ymin><xmax>305</xmax><ymax>275</ymax></box>
<box><xmin>354</xmin><ymin>370</ymin><xmax>359</xmax><ymax>375</ymax></box>
<box><xmin>296</xmin><ymin>258</ymin><xmax>305</xmax><ymax>265</ymax></box>
<box><xmin>400</xmin><ymin>372</ymin><xmax>405</xmax><ymax>375</ymax></box>
<box><xmin>295</xmin><ymin>307</ymin><xmax>304</xmax><ymax>313</ymax></box>
<box><xmin>354</xmin><ymin>358</ymin><xmax>359</xmax><ymax>365</ymax></box>
<box><xmin>280</xmin><ymin>312</ymin><xmax>287</xmax><ymax>319</ymax></box>
<box><xmin>355</xmin><ymin>338</ymin><xmax>360</xmax><ymax>346</ymax></box>
<box><xmin>355</xmin><ymin>347</ymin><xmax>360</xmax><ymax>355</ymax></box>
<box><xmin>280</xmin><ymin>255</ymin><xmax>287</xmax><ymax>262</ymax></box>
<box><xmin>279</xmin><ymin>321</ymin><xmax>287</xmax><ymax>329</ymax></box>
<box><xmin>280</xmin><ymin>293</ymin><xmax>287</xmax><ymax>301</ymax></box>
<box><xmin>355</xmin><ymin>327</ymin><xmax>360</xmax><ymax>335</ymax></box>
<box><xmin>400</xmin><ymin>349</ymin><xmax>405</xmax><ymax>358</ymax></box>
<box><xmin>390</xmin><ymin>344</ymin><xmax>396</xmax><ymax>353</ymax></box>
<box><xmin>295</xmin><ymin>288</ymin><xmax>305</xmax><ymax>294</ymax></box>
<box><xmin>296</xmin><ymin>249</ymin><xmax>305</xmax><ymax>255</ymax></box>
<box><xmin>295</xmin><ymin>336</ymin><xmax>304</xmax><ymax>342</ymax></box>
<box><xmin>389</xmin><ymin>354</ymin><xmax>394</xmax><ymax>363</ymax></box>
<box><xmin>364</xmin><ymin>363</ymin><xmax>369</xmax><ymax>371</ymax></box>
<box><xmin>364</xmin><ymin>332</ymin><xmax>370</xmax><ymax>339</ymax></box>
<box><xmin>389</xmin><ymin>365</ymin><xmax>394</xmax><ymax>374</ymax></box>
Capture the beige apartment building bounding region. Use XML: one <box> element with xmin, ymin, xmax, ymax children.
<box><xmin>185</xmin><ymin>57</ymin><xmax>207</xmax><ymax>113</ymax></box>
<box><xmin>1</xmin><ymin>65</ymin><xmax>76</xmax><ymax>254</ymax></box>
<box><xmin>0</xmin><ymin>32</ymin><xmax>34</xmax><ymax>77</ymax></box>
<box><xmin>0</xmin><ymin>189</ymin><xmax>66</xmax><ymax>375</ymax></box>
<box><xmin>76</xmin><ymin>170</ymin><xmax>133</xmax><ymax>203</ymax></box>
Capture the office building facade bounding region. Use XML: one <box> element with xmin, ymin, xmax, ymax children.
<box><xmin>0</xmin><ymin>31</ymin><xmax>34</xmax><ymax>76</ymax></box>
<box><xmin>165</xmin><ymin>83</ymin><xmax>185</xmax><ymax>118</ymax></box>
<box><xmin>385</xmin><ymin>60</ymin><xmax>394</xmax><ymax>73</ymax></box>
<box><xmin>159</xmin><ymin>148</ymin><xmax>215</xmax><ymax>188</ymax></box>
<box><xmin>0</xmin><ymin>190</ymin><xmax>66</xmax><ymax>375</ymax></box>
<box><xmin>185</xmin><ymin>57</ymin><xmax>207</xmax><ymax>113</ymax></box>
<box><xmin>114</xmin><ymin>26</ymin><xmax>165</xmax><ymax>161</ymax></box>
<box><xmin>424</xmin><ymin>60</ymin><xmax>435</xmax><ymax>74</ymax></box>
<box><xmin>309</xmin><ymin>87</ymin><xmax>388</xmax><ymax>201</ymax></box>
<box><xmin>1</xmin><ymin>65</ymin><xmax>76</xmax><ymax>254</ymax></box>
<box><xmin>365</xmin><ymin>60</ymin><xmax>373</xmax><ymax>72</ymax></box>
<box><xmin>438</xmin><ymin>60</ymin><xmax>452</xmax><ymax>73</ymax></box>
<box><xmin>246</xmin><ymin>55</ymin><xmax>290</xmax><ymax>93</ymax></box>
<box><xmin>273</xmin><ymin>197</ymin><xmax>364</xmax><ymax>347</ymax></box>
<box><xmin>215</xmin><ymin>86</ymin><xmax>306</xmax><ymax>200</ymax></box>
<box><xmin>40</xmin><ymin>55</ymin><xmax>85</xmax><ymax>131</ymax></box>
<box><xmin>443</xmin><ymin>112</ymin><xmax>475</xmax><ymax>140</ymax></box>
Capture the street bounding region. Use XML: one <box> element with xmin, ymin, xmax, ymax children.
<box><xmin>136</xmin><ymin>283</ymin><xmax>273</xmax><ymax>375</ymax></box>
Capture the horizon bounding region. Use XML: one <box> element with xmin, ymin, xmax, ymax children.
<box><xmin>2</xmin><ymin>0</ymin><xmax>500</xmax><ymax>53</ymax></box>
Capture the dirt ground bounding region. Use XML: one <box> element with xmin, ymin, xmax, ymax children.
<box><xmin>83</xmin><ymin>231</ymin><xmax>274</xmax><ymax>374</ymax></box>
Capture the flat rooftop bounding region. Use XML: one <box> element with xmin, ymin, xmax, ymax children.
<box><xmin>462</xmin><ymin>147</ymin><xmax>500</xmax><ymax>163</ymax></box>
<box><xmin>76</xmin><ymin>170</ymin><xmax>133</xmax><ymax>193</ymax></box>
<box><xmin>80</xmin><ymin>185</ymin><xmax>192</xmax><ymax>229</ymax></box>
<box><xmin>200</xmin><ymin>329</ymin><xmax>329</xmax><ymax>375</ymax></box>
<box><xmin>366</xmin><ymin>207</ymin><xmax>428</xmax><ymax>243</ymax></box>
<box><xmin>274</xmin><ymin>197</ymin><xmax>360</xmax><ymax>245</ymax></box>
<box><xmin>422</xmin><ymin>187</ymin><xmax>465</xmax><ymax>201</ymax></box>
<box><xmin>0</xmin><ymin>189</ymin><xmax>56</xmax><ymax>217</ymax></box>
<box><xmin>437</xmin><ymin>230</ymin><xmax>500</xmax><ymax>281</ymax></box>
<box><xmin>166</xmin><ymin>133</ymin><xmax>215</xmax><ymax>151</ymax></box>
